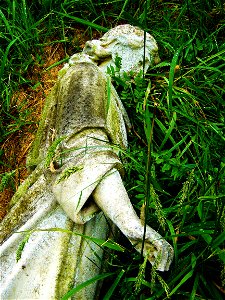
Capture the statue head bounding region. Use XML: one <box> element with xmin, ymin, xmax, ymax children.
<box><xmin>83</xmin><ymin>24</ymin><xmax>160</xmax><ymax>76</ymax></box>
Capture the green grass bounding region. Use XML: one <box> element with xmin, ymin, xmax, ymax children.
<box><xmin>1</xmin><ymin>0</ymin><xmax>225</xmax><ymax>299</ymax></box>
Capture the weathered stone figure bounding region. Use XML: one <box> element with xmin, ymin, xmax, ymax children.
<box><xmin>0</xmin><ymin>25</ymin><xmax>173</xmax><ymax>299</ymax></box>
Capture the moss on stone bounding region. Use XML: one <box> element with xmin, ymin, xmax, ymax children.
<box><xmin>26</xmin><ymin>83</ymin><xmax>59</xmax><ymax>170</ymax></box>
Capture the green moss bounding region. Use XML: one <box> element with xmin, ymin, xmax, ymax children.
<box><xmin>45</xmin><ymin>136</ymin><xmax>65</xmax><ymax>168</ymax></box>
<box><xmin>0</xmin><ymin>173</ymin><xmax>49</xmax><ymax>242</ymax></box>
<box><xmin>56</xmin><ymin>166</ymin><xmax>84</xmax><ymax>184</ymax></box>
<box><xmin>16</xmin><ymin>233</ymin><xmax>31</xmax><ymax>261</ymax></box>
<box><xmin>26</xmin><ymin>83</ymin><xmax>59</xmax><ymax>169</ymax></box>
<box><xmin>58</xmin><ymin>66</ymin><xmax>68</xmax><ymax>78</ymax></box>
<box><xmin>9</xmin><ymin>164</ymin><xmax>43</xmax><ymax>207</ymax></box>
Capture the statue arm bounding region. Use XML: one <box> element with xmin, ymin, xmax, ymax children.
<box><xmin>93</xmin><ymin>168</ymin><xmax>174</xmax><ymax>271</ymax></box>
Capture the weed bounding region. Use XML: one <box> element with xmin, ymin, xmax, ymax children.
<box><xmin>45</xmin><ymin>136</ymin><xmax>65</xmax><ymax>168</ymax></box>
<box><xmin>16</xmin><ymin>232</ymin><xmax>30</xmax><ymax>262</ymax></box>
<box><xmin>56</xmin><ymin>166</ymin><xmax>83</xmax><ymax>184</ymax></box>
<box><xmin>0</xmin><ymin>170</ymin><xmax>16</xmax><ymax>192</ymax></box>
<box><xmin>1</xmin><ymin>0</ymin><xmax>225</xmax><ymax>299</ymax></box>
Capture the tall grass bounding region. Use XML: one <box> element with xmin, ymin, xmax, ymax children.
<box><xmin>0</xmin><ymin>0</ymin><xmax>225</xmax><ymax>299</ymax></box>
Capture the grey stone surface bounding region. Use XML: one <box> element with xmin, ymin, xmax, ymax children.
<box><xmin>0</xmin><ymin>25</ymin><xmax>173</xmax><ymax>300</ymax></box>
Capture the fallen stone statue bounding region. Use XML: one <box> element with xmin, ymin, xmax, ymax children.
<box><xmin>0</xmin><ymin>24</ymin><xmax>173</xmax><ymax>299</ymax></box>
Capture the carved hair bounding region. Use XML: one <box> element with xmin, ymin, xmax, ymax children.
<box><xmin>100</xmin><ymin>24</ymin><xmax>158</xmax><ymax>50</ymax></box>
<box><xmin>83</xmin><ymin>24</ymin><xmax>160</xmax><ymax>75</ymax></box>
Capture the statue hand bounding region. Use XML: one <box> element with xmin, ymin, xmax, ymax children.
<box><xmin>129</xmin><ymin>226</ymin><xmax>174</xmax><ymax>271</ymax></box>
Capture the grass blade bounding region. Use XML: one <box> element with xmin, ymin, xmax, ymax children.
<box><xmin>0</xmin><ymin>38</ymin><xmax>18</xmax><ymax>83</ymax></box>
<box><xmin>61</xmin><ymin>273</ymin><xmax>114</xmax><ymax>300</ymax></box>
<box><xmin>103</xmin><ymin>269</ymin><xmax>125</xmax><ymax>300</ymax></box>
<box><xmin>167</xmin><ymin>220</ymin><xmax>178</xmax><ymax>267</ymax></box>
<box><xmin>159</xmin><ymin>111</ymin><xmax>177</xmax><ymax>150</ymax></box>
<box><xmin>212</xmin><ymin>231</ymin><xmax>225</xmax><ymax>248</ymax></box>
<box><xmin>57</xmin><ymin>12</ymin><xmax>108</xmax><ymax>32</ymax></box>
<box><xmin>16</xmin><ymin>227</ymin><xmax>125</xmax><ymax>252</ymax></box>
<box><xmin>190</xmin><ymin>273</ymin><xmax>200</xmax><ymax>300</ymax></box>
<box><xmin>168</xmin><ymin>269</ymin><xmax>194</xmax><ymax>297</ymax></box>
<box><xmin>168</xmin><ymin>47</ymin><xmax>182</xmax><ymax>112</ymax></box>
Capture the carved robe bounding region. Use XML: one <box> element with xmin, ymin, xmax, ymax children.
<box><xmin>0</xmin><ymin>61</ymin><xmax>129</xmax><ymax>300</ymax></box>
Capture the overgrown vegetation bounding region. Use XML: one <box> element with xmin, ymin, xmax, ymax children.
<box><xmin>0</xmin><ymin>0</ymin><xmax>225</xmax><ymax>299</ymax></box>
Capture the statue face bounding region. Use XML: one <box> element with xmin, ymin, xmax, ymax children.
<box><xmin>83</xmin><ymin>24</ymin><xmax>160</xmax><ymax>76</ymax></box>
<box><xmin>96</xmin><ymin>43</ymin><xmax>159</xmax><ymax>75</ymax></box>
